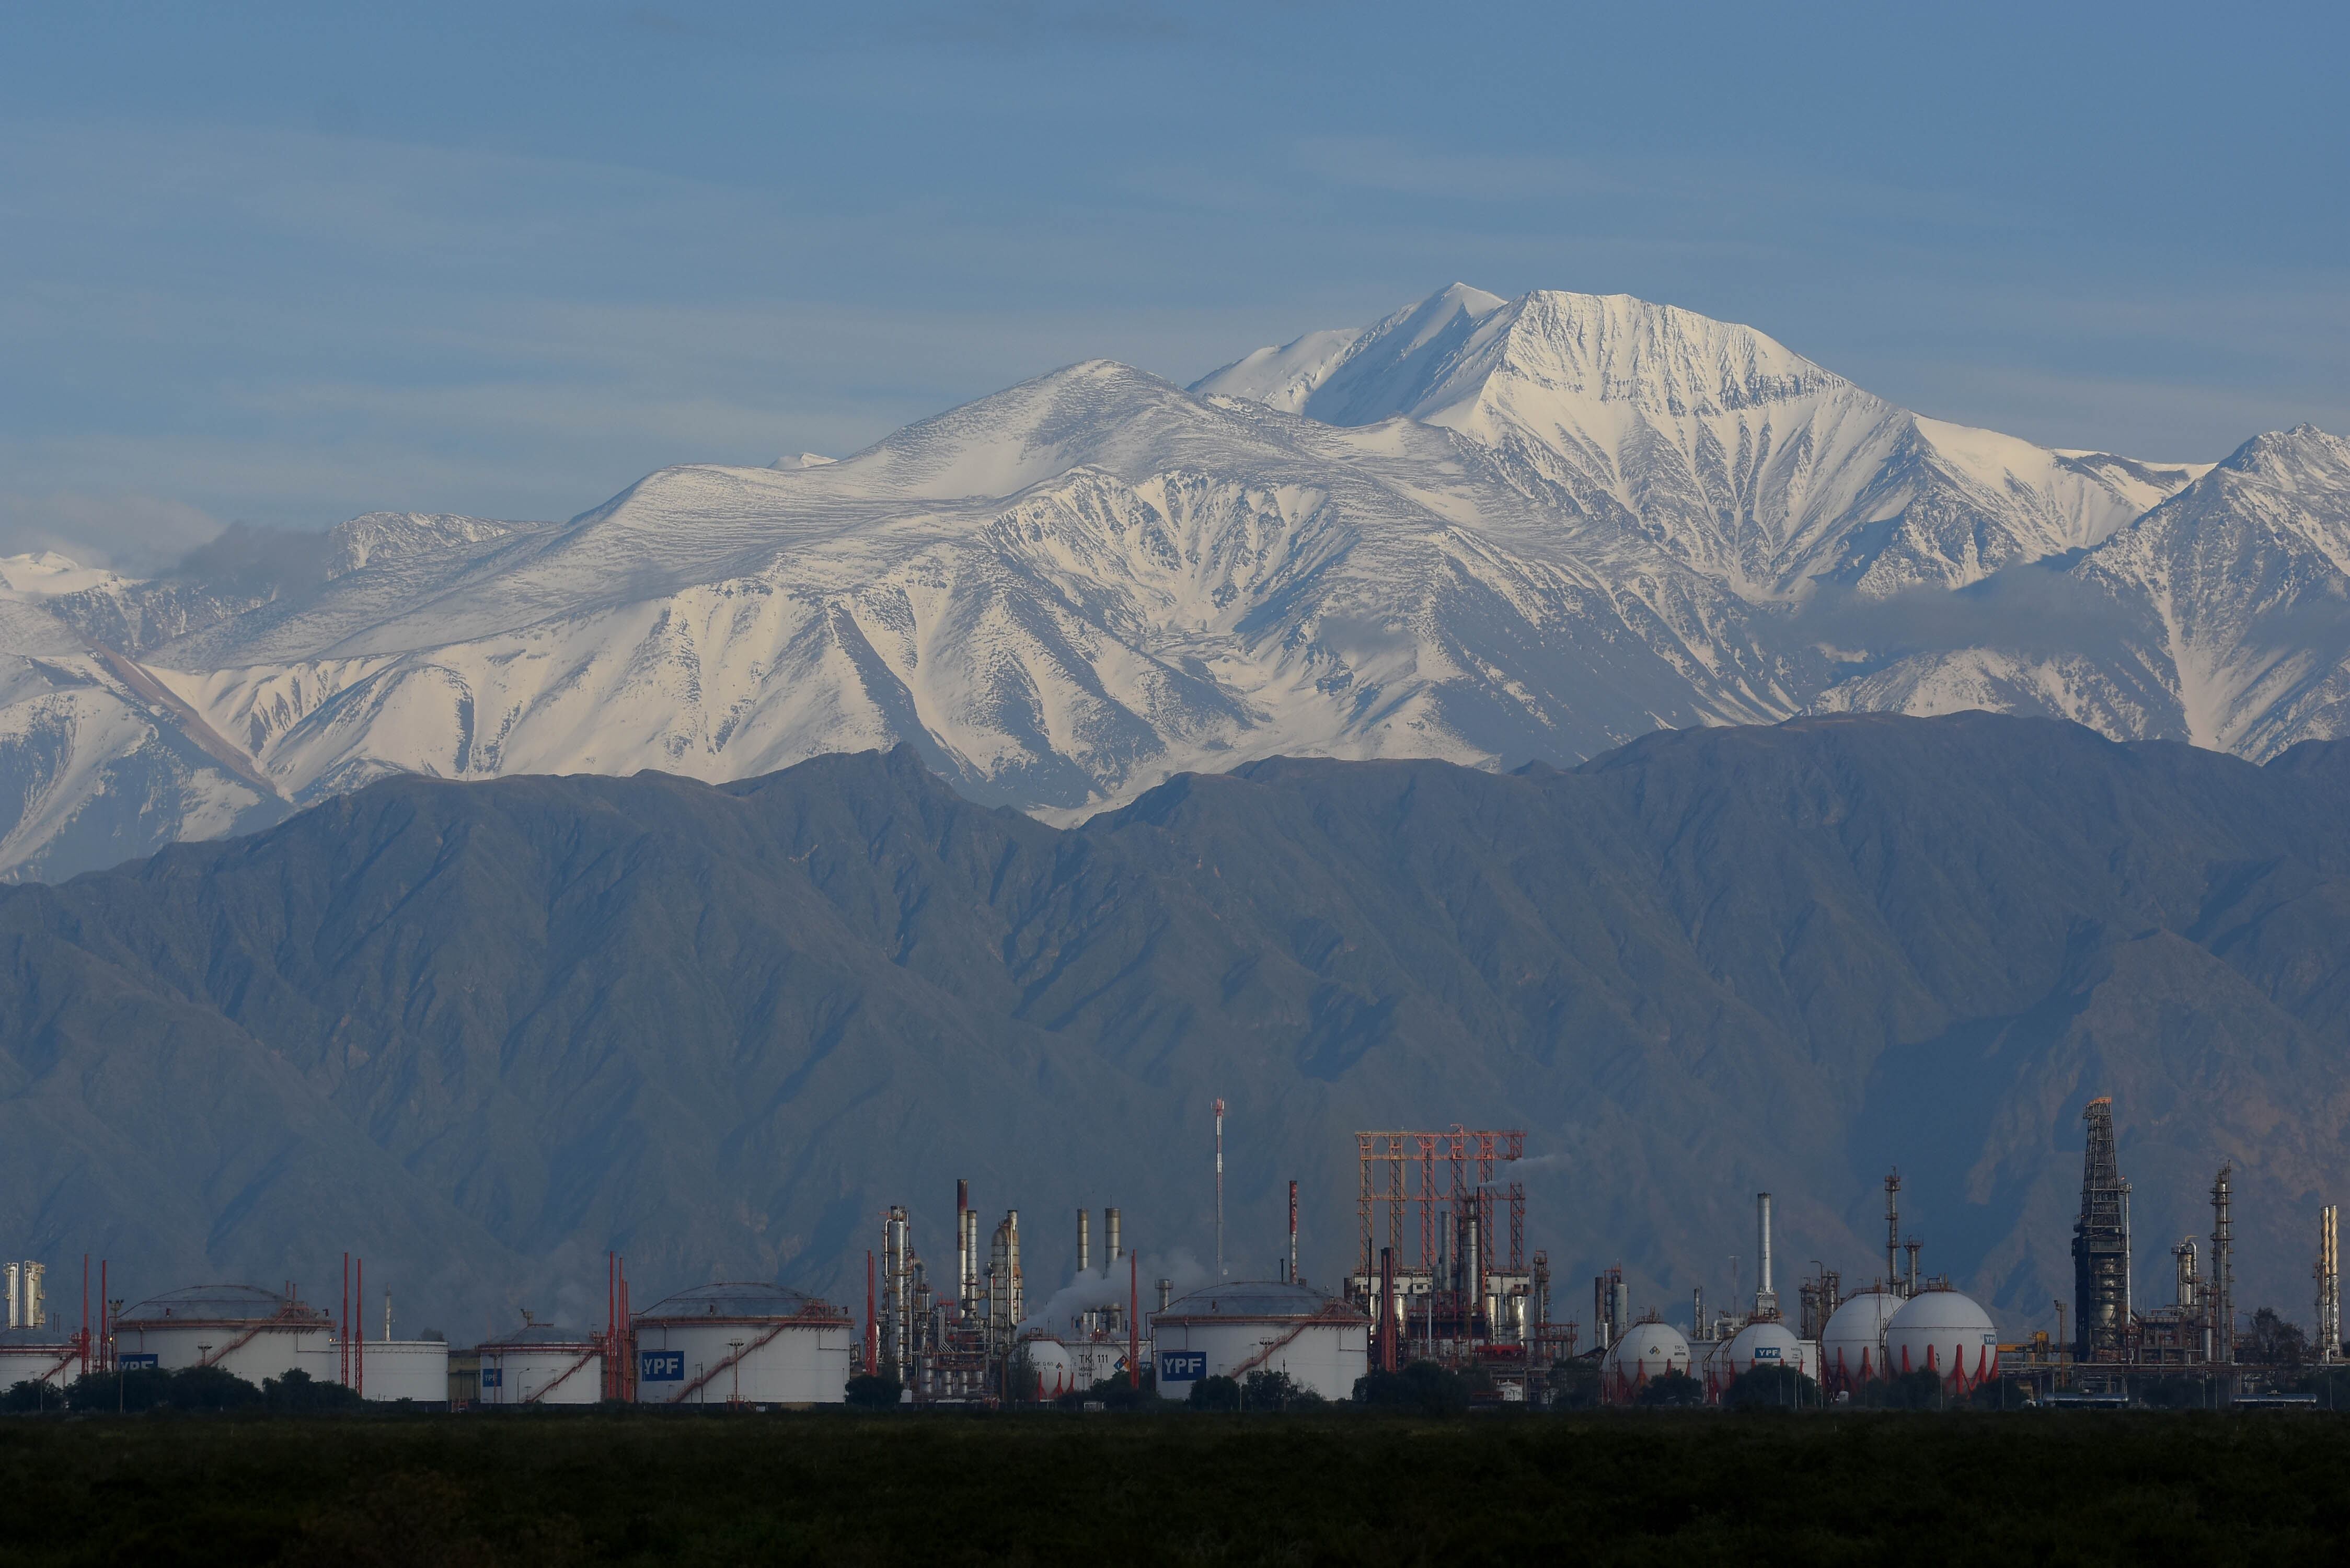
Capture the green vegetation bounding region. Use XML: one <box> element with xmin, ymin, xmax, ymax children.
<box><xmin>1353</xmin><ymin>1360</ymin><xmax>1474</xmax><ymax>1416</ymax></box>
<box><xmin>1721</xmin><ymin>1364</ymin><xmax>1822</xmax><ymax>1410</ymax></box>
<box><xmin>3</xmin><ymin>1408</ymin><xmax>2349</xmax><ymax>1564</ymax></box>
<box><xmin>1634</xmin><ymin>1369</ymin><xmax>1704</xmax><ymax>1407</ymax></box>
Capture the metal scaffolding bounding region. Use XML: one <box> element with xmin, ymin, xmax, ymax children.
<box><xmin>2071</xmin><ymin>1097</ymin><xmax>2133</xmax><ymax>1362</ymax></box>
<box><xmin>1354</xmin><ymin>1126</ymin><xmax>1526</xmax><ymax>1278</ymax></box>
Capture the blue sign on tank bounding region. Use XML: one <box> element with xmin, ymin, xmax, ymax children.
<box><xmin>118</xmin><ymin>1353</ymin><xmax>158</xmax><ymax>1368</ymax></box>
<box><xmin>1159</xmin><ymin>1350</ymin><xmax>1206</xmax><ymax>1381</ymax></box>
<box><xmin>641</xmin><ymin>1350</ymin><xmax>686</xmax><ymax>1381</ymax></box>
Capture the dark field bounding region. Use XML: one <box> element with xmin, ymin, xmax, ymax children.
<box><xmin>5</xmin><ymin>1411</ymin><xmax>2350</xmax><ymax>1566</ymax></box>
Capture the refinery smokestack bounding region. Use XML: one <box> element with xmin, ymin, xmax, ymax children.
<box><xmin>1755</xmin><ymin>1193</ymin><xmax>1778</xmax><ymax>1318</ymax></box>
<box><xmin>1077</xmin><ymin>1208</ymin><xmax>1090</xmax><ymax>1275</ymax></box>
<box><xmin>1288</xmin><ymin>1180</ymin><xmax>1299</xmax><ymax>1285</ymax></box>
<box><xmin>1157</xmin><ymin>1277</ymin><xmax>1172</xmax><ymax>1312</ymax></box>
<box><xmin>1105</xmin><ymin>1208</ymin><xmax>1122</xmax><ymax>1266</ymax></box>
<box><xmin>956</xmin><ymin>1179</ymin><xmax>973</xmax><ymax>1310</ymax></box>
<box><xmin>2320</xmin><ymin>1204</ymin><xmax>2341</xmax><ymax>1364</ymax></box>
<box><xmin>1213</xmin><ymin>1098</ymin><xmax>1226</xmax><ymax>1277</ymax></box>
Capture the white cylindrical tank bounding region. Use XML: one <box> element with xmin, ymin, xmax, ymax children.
<box><xmin>0</xmin><ymin>1327</ymin><xmax>80</xmax><ymax>1390</ymax></box>
<box><xmin>1013</xmin><ymin>1334</ymin><xmax>1077</xmax><ymax>1401</ymax></box>
<box><xmin>1885</xmin><ymin>1288</ymin><xmax>1999</xmax><ymax>1392</ymax></box>
<box><xmin>1151</xmin><ymin>1282</ymin><xmax>1368</xmax><ymax>1401</ymax></box>
<box><xmin>1712</xmin><ymin>1320</ymin><xmax>1813</xmax><ymax>1397</ymax></box>
<box><xmin>631</xmin><ymin>1284</ymin><xmax>854</xmax><ymax>1407</ymax></box>
<box><xmin>474</xmin><ymin>1324</ymin><xmax>604</xmax><ymax>1406</ymax></box>
<box><xmin>1604</xmin><ymin>1320</ymin><xmax>1692</xmax><ymax>1401</ymax></box>
<box><xmin>358</xmin><ymin>1339</ymin><xmax>451</xmax><ymax>1403</ymax></box>
<box><xmin>1819</xmin><ymin>1290</ymin><xmax>1901</xmax><ymax>1394</ymax></box>
<box><xmin>114</xmin><ymin>1285</ymin><xmax>334</xmax><ymax>1387</ymax></box>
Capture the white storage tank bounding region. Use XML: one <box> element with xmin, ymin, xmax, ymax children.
<box><xmin>631</xmin><ymin>1284</ymin><xmax>854</xmax><ymax>1408</ymax></box>
<box><xmin>1604</xmin><ymin>1319</ymin><xmax>1692</xmax><ymax>1401</ymax></box>
<box><xmin>1819</xmin><ymin>1290</ymin><xmax>1902</xmax><ymax>1394</ymax></box>
<box><xmin>475</xmin><ymin>1322</ymin><xmax>605</xmax><ymax>1406</ymax></box>
<box><xmin>1150</xmin><ymin>1281</ymin><xmax>1368</xmax><ymax>1402</ymax></box>
<box><xmin>1709</xmin><ymin>1320</ymin><xmax>1816</xmax><ymax>1398</ymax></box>
<box><xmin>1884</xmin><ymin>1287</ymin><xmax>1999</xmax><ymax>1393</ymax></box>
<box><xmin>1012</xmin><ymin>1334</ymin><xmax>1078</xmax><ymax>1401</ymax></box>
<box><xmin>356</xmin><ymin>1338</ymin><xmax>451</xmax><ymax>1403</ymax></box>
<box><xmin>1064</xmin><ymin>1334</ymin><xmax>1146</xmax><ymax>1390</ymax></box>
<box><xmin>0</xmin><ymin>1327</ymin><xmax>80</xmax><ymax>1391</ymax></box>
<box><xmin>114</xmin><ymin>1285</ymin><xmax>333</xmax><ymax>1387</ymax></box>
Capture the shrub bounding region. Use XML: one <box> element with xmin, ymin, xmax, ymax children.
<box><xmin>1635</xmin><ymin>1369</ymin><xmax>1704</xmax><ymax>1407</ymax></box>
<box><xmin>1353</xmin><ymin>1361</ymin><xmax>1470</xmax><ymax>1416</ymax></box>
<box><xmin>3</xmin><ymin>1379</ymin><xmax>60</xmax><ymax>1413</ymax></box>
<box><xmin>65</xmin><ymin>1366</ymin><xmax>176</xmax><ymax>1412</ymax></box>
<box><xmin>263</xmin><ymin>1368</ymin><xmax>364</xmax><ymax>1412</ymax></box>
<box><xmin>1186</xmin><ymin>1375</ymin><xmax>1241</xmax><ymax>1412</ymax></box>
<box><xmin>63</xmin><ymin>1365</ymin><xmax>262</xmax><ymax>1413</ymax></box>
<box><xmin>1723</xmin><ymin>1365</ymin><xmax>1819</xmax><ymax>1411</ymax></box>
<box><xmin>1965</xmin><ymin>1376</ymin><xmax>2033</xmax><ymax>1411</ymax></box>
<box><xmin>844</xmin><ymin>1373</ymin><xmax>901</xmax><ymax>1411</ymax></box>
<box><xmin>1862</xmin><ymin>1368</ymin><xmax>1950</xmax><ymax>1411</ymax></box>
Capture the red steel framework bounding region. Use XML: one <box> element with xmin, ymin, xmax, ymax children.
<box><xmin>1356</xmin><ymin>1127</ymin><xmax>1526</xmax><ymax>1276</ymax></box>
<box><xmin>601</xmin><ymin>1252</ymin><xmax>635</xmax><ymax>1401</ymax></box>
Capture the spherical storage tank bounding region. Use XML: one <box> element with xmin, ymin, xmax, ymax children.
<box><xmin>1819</xmin><ymin>1290</ymin><xmax>1902</xmax><ymax>1394</ymax></box>
<box><xmin>632</xmin><ymin>1284</ymin><xmax>853</xmax><ymax>1406</ymax></box>
<box><xmin>1604</xmin><ymin>1320</ymin><xmax>1692</xmax><ymax>1400</ymax></box>
<box><xmin>1710</xmin><ymin>1320</ymin><xmax>1814</xmax><ymax>1396</ymax></box>
<box><xmin>1884</xmin><ymin>1288</ymin><xmax>1998</xmax><ymax>1393</ymax></box>
<box><xmin>475</xmin><ymin>1322</ymin><xmax>604</xmax><ymax>1406</ymax></box>
<box><xmin>1012</xmin><ymin>1334</ymin><xmax>1077</xmax><ymax>1401</ymax></box>
<box><xmin>114</xmin><ymin>1285</ymin><xmax>332</xmax><ymax>1386</ymax></box>
<box><xmin>1151</xmin><ymin>1281</ymin><xmax>1368</xmax><ymax>1402</ymax></box>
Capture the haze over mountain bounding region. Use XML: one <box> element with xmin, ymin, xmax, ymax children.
<box><xmin>2</xmin><ymin>283</ymin><xmax>2343</xmax><ymax>883</ymax></box>
<box><xmin>4</xmin><ymin>713</ymin><xmax>2344</xmax><ymax>1335</ymax></box>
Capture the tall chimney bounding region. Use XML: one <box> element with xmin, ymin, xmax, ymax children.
<box><xmin>1157</xmin><ymin>1277</ymin><xmax>1173</xmax><ymax>1312</ymax></box>
<box><xmin>1105</xmin><ymin>1208</ymin><xmax>1122</xmax><ymax>1266</ymax></box>
<box><xmin>1077</xmin><ymin>1208</ymin><xmax>1091</xmax><ymax>1275</ymax></box>
<box><xmin>1288</xmin><ymin>1180</ymin><xmax>1299</xmax><ymax>1286</ymax></box>
<box><xmin>1755</xmin><ymin>1193</ymin><xmax>1778</xmax><ymax>1318</ymax></box>
<box><xmin>955</xmin><ymin>1179</ymin><xmax>973</xmax><ymax>1311</ymax></box>
<box><xmin>2320</xmin><ymin>1204</ymin><xmax>2341</xmax><ymax>1364</ymax></box>
<box><xmin>1213</xmin><ymin>1098</ymin><xmax>1226</xmax><ymax>1277</ymax></box>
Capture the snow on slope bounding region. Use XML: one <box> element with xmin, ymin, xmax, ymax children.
<box><xmin>150</xmin><ymin>362</ymin><xmax>1809</xmax><ymax>816</ymax></box>
<box><xmin>0</xmin><ymin>284</ymin><xmax>2326</xmax><ymax>878</ymax></box>
<box><xmin>1813</xmin><ymin>425</ymin><xmax>2350</xmax><ymax>759</ymax></box>
<box><xmin>0</xmin><ymin>558</ymin><xmax>282</xmax><ymax>879</ymax></box>
<box><xmin>1195</xmin><ymin>286</ymin><xmax>2197</xmax><ymax>597</ymax></box>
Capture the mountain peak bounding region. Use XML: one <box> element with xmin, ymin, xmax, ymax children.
<box><xmin>2217</xmin><ymin>423</ymin><xmax>2350</xmax><ymax>485</ymax></box>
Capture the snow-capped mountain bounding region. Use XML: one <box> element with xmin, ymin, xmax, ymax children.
<box><xmin>0</xmin><ymin>556</ymin><xmax>284</xmax><ymax>879</ymax></box>
<box><xmin>0</xmin><ymin>283</ymin><xmax>2332</xmax><ymax>881</ymax></box>
<box><xmin>1193</xmin><ymin>285</ymin><xmax>2203</xmax><ymax>596</ymax></box>
<box><xmin>1814</xmin><ymin>425</ymin><xmax>2350</xmax><ymax>753</ymax></box>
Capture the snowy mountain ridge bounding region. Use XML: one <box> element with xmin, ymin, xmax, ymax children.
<box><xmin>0</xmin><ymin>284</ymin><xmax>2333</xmax><ymax>879</ymax></box>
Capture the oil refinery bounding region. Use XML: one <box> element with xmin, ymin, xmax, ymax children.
<box><xmin>4</xmin><ymin>1100</ymin><xmax>2341</xmax><ymax>1410</ymax></box>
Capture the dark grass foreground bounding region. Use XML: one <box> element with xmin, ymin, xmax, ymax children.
<box><xmin>5</xmin><ymin>1411</ymin><xmax>2348</xmax><ymax>1566</ymax></box>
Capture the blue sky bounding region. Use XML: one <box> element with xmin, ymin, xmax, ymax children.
<box><xmin>4</xmin><ymin>1</ymin><xmax>2345</xmax><ymax>565</ymax></box>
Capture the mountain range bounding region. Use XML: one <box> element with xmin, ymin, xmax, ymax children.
<box><xmin>6</xmin><ymin>282</ymin><xmax>2345</xmax><ymax>882</ymax></box>
<box><xmin>4</xmin><ymin>712</ymin><xmax>2345</xmax><ymax>1337</ymax></box>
